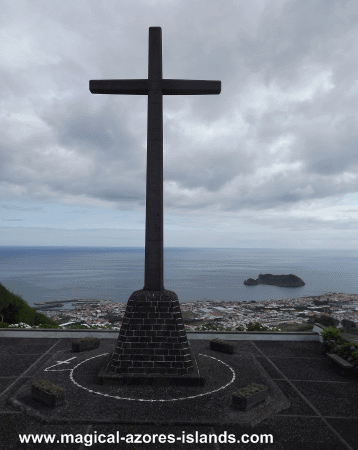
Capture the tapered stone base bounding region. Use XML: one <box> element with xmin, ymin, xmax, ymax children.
<box><xmin>98</xmin><ymin>289</ymin><xmax>205</xmax><ymax>386</ymax></box>
<box><xmin>98</xmin><ymin>347</ymin><xmax>204</xmax><ymax>386</ymax></box>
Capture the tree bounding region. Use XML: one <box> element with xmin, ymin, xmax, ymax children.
<box><xmin>341</xmin><ymin>319</ymin><xmax>357</xmax><ymax>330</ymax></box>
<box><xmin>247</xmin><ymin>322</ymin><xmax>266</xmax><ymax>331</ymax></box>
<box><xmin>314</xmin><ymin>315</ymin><xmax>337</xmax><ymax>327</ymax></box>
<box><xmin>1</xmin><ymin>302</ymin><xmax>21</xmax><ymax>324</ymax></box>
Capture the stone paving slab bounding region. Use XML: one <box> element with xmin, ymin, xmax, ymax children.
<box><xmin>7</xmin><ymin>340</ymin><xmax>290</xmax><ymax>427</ymax></box>
<box><xmin>1</xmin><ymin>337</ymin><xmax>358</xmax><ymax>449</ymax></box>
<box><xmin>254</xmin><ymin>340</ymin><xmax>324</xmax><ymax>357</ymax></box>
<box><xmin>292</xmin><ymin>380</ymin><xmax>358</xmax><ymax>417</ymax></box>
<box><xmin>274</xmin><ymin>379</ymin><xmax>319</xmax><ymax>416</ymax></box>
<box><xmin>268</xmin><ymin>356</ymin><xmax>358</xmax><ymax>381</ymax></box>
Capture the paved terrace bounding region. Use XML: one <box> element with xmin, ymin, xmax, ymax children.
<box><xmin>0</xmin><ymin>325</ymin><xmax>357</xmax><ymax>450</ymax></box>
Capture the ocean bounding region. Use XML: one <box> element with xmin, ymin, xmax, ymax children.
<box><xmin>1</xmin><ymin>246</ymin><xmax>358</xmax><ymax>310</ymax></box>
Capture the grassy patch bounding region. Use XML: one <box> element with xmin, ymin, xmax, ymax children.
<box><xmin>181</xmin><ymin>310</ymin><xmax>196</xmax><ymax>319</ymax></box>
<box><xmin>276</xmin><ymin>322</ymin><xmax>314</xmax><ymax>332</ymax></box>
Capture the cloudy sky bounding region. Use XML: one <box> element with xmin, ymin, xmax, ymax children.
<box><xmin>1</xmin><ymin>0</ymin><xmax>358</xmax><ymax>250</ymax></box>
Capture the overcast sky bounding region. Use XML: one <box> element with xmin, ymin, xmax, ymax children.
<box><xmin>1</xmin><ymin>0</ymin><xmax>358</xmax><ymax>250</ymax></box>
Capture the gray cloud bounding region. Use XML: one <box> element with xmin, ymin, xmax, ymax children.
<box><xmin>1</xmin><ymin>0</ymin><xmax>358</xmax><ymax>248</ymax></box>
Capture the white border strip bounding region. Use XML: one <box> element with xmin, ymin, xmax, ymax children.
<box><xmin>0</xmin><ymin>329</ymin><xmax>320</xmax><ymax>340</ymax></box>
<box><xmin>70</xmin><ymin>353</ymin><xmax>236</xmax><ymax>402</ymax></box>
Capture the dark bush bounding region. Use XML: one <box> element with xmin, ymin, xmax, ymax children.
<box><xmin>342</xmin><ymin>319</ymin><xmax>357</xmax><ymax>330</ymax></box>
<box><xmin>314</xmin><ymin>315</ymin><xmax>337</xmax><ymax>327</ymax></box>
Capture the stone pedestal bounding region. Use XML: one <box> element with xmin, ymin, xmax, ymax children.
<box><xmin>98</xmin><ymin>289</ymin><xmax>204</xmax><ymax>386</ymax></box>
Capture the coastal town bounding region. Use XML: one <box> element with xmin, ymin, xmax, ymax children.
<box><xmin>37</xmin><ymin>292</ymin><xmax>358</xmax><ymax>331</ymax></box>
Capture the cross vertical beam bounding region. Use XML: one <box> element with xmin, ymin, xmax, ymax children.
<box><xmin>145</xmin><ymin>27</ymin><xmax>163</xmax><ymax>290</ymax></box>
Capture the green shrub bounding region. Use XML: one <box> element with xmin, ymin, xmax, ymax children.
<box><xmin>321</xmin><ymin>325</ymin><xmax>341</xmax><ymax>342</ymax></box>
<box><xmin>0</xmin><ymin>322</ymin><xmax>9</xmax><ymax>328</ymax></box>
<box><xmin>322</xmin><ymin>325</ymin><xmax>358</xmax><ymax>365</ymax></box>
<box><xmin>246</xmin><ymin>322</ymin><xmax>278</xmax><ymax>331</ymax></box>
<box><xmin>64</xmin><ymin>324</ymin><xmax>91</xmax><ymax>329</ymax></box>
<box><xmin>337</xmin><ymin>342</ymin><xmax>354</xmax><ymax>358</ymax></box>
<box><xmin>32</xmin><ymin>379</ymin><xmax>64</xmax><ymax>394</ymax></box>
<box><xmin>234</xmin><ymin>383</ymin><xmax>266</xmax><ymax>398</ymax></box>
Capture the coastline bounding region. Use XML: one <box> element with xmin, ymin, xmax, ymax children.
<box><xmin>38</xmin><ymin>292</ymin><xmax>358</xmax><ymax>332</ymax></box>
<box><xmin>34</xmin><ymin>299</ymin><xmax>107</xmax><ymax>310</ymax></box>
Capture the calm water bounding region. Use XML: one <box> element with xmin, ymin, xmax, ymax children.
<box><xmin>1</xmin><ymin>246</ymin><xmax>358</xmax><ymax>309</ymax></box>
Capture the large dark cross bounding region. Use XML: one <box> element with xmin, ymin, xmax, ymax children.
<box><xmin>92</xmin><ymin>27</ymin><xmax>221</xmax><ymax>384</ymax></box>
<box><xmin>90</xmin><ymin>27</ymin><xmax>220</xmax><ymax>291</ymax></box>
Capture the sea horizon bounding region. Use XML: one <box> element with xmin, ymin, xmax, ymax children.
<box><xmin>1</xmin><ymin>246</ymin><xmax>358</xmax><ymax>310</ymax></box>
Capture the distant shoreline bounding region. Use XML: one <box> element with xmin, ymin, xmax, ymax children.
<box><xmin>33</xmin><ymin>291</ymin><xmax>358</xmax><ymax>309</ymax></box>
<box><xmin>34</xmin><ymin>299</ymin><xmax>110</xmax><ymax>310</ymax></box>
<box><xmin>34</xmin><ymin>299</ymin><xmax>108</xmax><ymax>305</ymax></box>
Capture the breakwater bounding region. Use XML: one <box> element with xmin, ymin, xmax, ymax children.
<box><xmin>34</xmin><ymin>299</ymin><xmax>105</xmax><ymax>310</ymax></box>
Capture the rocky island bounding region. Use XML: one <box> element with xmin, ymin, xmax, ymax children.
<box><xmin>244</xmin><ymin>274</ymin><xmax>305</xmax><ymax>288</ymax></box>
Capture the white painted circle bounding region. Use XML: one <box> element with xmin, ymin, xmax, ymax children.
<box><xmin>69</xmin><ymin>352</ymin><xmax>236</xmax><ymax>402</ymax></box>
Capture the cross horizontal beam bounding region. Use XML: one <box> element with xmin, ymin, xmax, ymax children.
<box><xmin>89</xmin><ymin>79</ymin><xmax>221</xmax><ymax>95</ymax></box>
